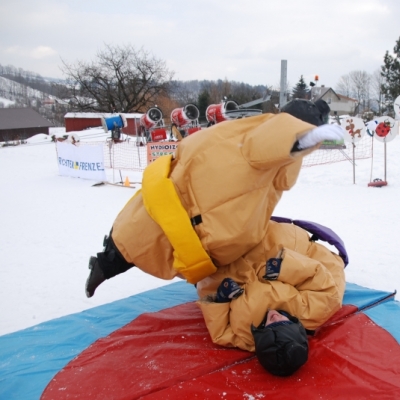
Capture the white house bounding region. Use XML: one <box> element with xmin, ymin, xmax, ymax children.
<box><xmin>310</xmin><ymin>86</ymin><xmax>357</xmax><ymax>116</ymax></box>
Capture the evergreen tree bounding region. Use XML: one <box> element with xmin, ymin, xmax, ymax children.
<box><xmin>292</xmin><ymin>75</ymin><xmax>309</xmax><ymax>99</ymax></box>
<box><xmin>381</xmin><ymin>36</ymin><xmax>400</xmax><ymax>104</ymax></box>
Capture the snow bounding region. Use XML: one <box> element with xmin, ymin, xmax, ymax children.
<box><xmin>65</xmin><ymin>112</ymin><xmax>143</xmax><ymax>118</ymax></box>
<box><xmin>0</xmin><ymin>96</ymin><xmax>16</xmax><ymax>107</ymax></box>
<box><xmin>1</xmin><ymin>126</ymin><xmax>400</xmax><ymax>336</ymax></box>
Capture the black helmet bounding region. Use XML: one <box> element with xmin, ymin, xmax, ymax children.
<box><xmin>314</xmin><ymin>99</ymin><xmax>330</xmax><ymax>124</ymax></box>
<box><xmin>281</xmin><ymin>99</ymin><xmax>330</xmax><ymax>126</ymax></box>
<box><xmin>251</xmin><ymin>311</ymin><xmax>308</xmax><ymax>376</ymax></box>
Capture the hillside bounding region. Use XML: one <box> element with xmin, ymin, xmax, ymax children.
<box><xmin>0</xmin><ymin>63</ymin><xmax>274</xmax><ymax>127</ymax></box>
<box><xmin>0</xmin><ymin>74</ymin><xmax>68</xmax><ymax>126</ymax></box>
<box><xmin>0</xmin><ymin>64</ymin><xmax>70</xmax><ymax>126</ymax></box>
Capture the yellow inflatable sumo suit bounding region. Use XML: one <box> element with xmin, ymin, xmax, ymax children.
<box><xmin>111</xmin><ymin>113</ymin><xmax>320</xmax><ymax>284</ymax></box>
<box><xmin>196</xmin><ymin>220</ymin><xmax>346</xmax><ymax>352</ymax></box>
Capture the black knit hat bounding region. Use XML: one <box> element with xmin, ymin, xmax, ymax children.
<box><xmin>314</xmin><ymin>99</ymin><xmax>331</xmax><ymax>124</ymax></box>
<box><xmin>251</xmin><ymin>311</ymin><xmax>309</xmax><ymax>376</ymax></box>
<box><xmin>281</xmin><ymin>99</ymin><xmax>330</xmax><ymax>127</ymax></box>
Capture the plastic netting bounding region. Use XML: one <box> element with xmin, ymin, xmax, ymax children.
<box><xmin>103</xmin><ymin>141</ymin><xmax>148</xmax><ymax>171</ymax></box>
<box><xmin>80</xmin><ymin>135</ymin><xmax>373</xmax><ymax>173</ymax></box>
<box><xmin>78</xmin><ymin>140</ymin><xmax>148</xmax><ymax>171</ymax></box>
<box><xmin>302</xmin><ymin>135</ymin><xmax>372</xmax><ymax>167</ymax></box>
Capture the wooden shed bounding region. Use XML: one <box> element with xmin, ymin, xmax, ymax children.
<box><xmin>64</xmin><ymin>112</ymin><xmax>142</xmax><ymax>136</ymax></box>
<box><xmin>0</xmin><ymin>108</ymin><xmax>53</xmax><ymax>142</ymax></box>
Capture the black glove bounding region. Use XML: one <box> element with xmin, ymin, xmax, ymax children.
<box><xmin>263</xmin><ymin>258</ymin><xmax>282</xmax><ymax>280</ymax></box>
<box><xmin>216</xmin><ymin>278</ymin><xmax>244</xmax><ymax>303</ymax></box>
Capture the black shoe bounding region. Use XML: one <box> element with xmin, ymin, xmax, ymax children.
<box><xmin>85</xmin><ymin>256</ymin><xmax>106</xmax><ymax>298</ymax></box>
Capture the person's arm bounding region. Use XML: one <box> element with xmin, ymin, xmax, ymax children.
<box><xmin>240</xmin><ymin>113</ymin><xmax>316</xmax><ymax>171</ymax></box>
<box><xmin>263</xmin><ymin>245</ymin><xmax>345</xmax><ymax>329</ymax></box>
<box><xmin>196</xmin><ymin>296</ymin><xmax>255</xmax><ymax>351</ymax></box>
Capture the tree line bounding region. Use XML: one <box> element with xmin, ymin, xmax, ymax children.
<box><xmin>1</xmin><ymin>36</ymin><xmax>399</xmax><ymax>124</ymax></box>
<box><xmin>58</xmin><ymin>44</ymin><xmax>273</xmax><ymax>122</ymax></box>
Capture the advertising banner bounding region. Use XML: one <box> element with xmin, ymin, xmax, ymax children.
<box><xmin>56</xmin><ymin>142</ymin><xmax>106</xmax><ymax>181</ymax></box>
<box><xmin>146</xmin><ymin>141</ymin><xmax>179</xmax><ymax>164</ymax></box>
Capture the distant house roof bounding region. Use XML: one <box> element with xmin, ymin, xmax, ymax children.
<box><xmin>310</xmin><ymin>86</ymin><xmax>341</xmax><ymax>102</ymax></box>
<box><xmin>337</xmin><ymin>94</ymin><xmax>358</xmax><ymax>103</ymax></box>
<box><xmin>0</xmin><ymin>108</ymin><xmax>53</xmax><ymax>130</ymax></box>
<box><xmin>64</xmin><ymin>112</ymin><xmax>143</xmax><ymax>119</ymax></box>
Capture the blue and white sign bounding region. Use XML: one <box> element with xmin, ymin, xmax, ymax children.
<box><xmin>56</xmin><ymin>142</ymin><xmax>106</xmax><ymax>181</ymax></box>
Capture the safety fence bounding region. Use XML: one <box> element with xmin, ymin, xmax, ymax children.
<box><xmin>103</xmin><ymin>141</ymin><xmax>148</xmax><ymax>171</ymax></box>
<box><xmin>80</xmin><ymin>136</ymin><xmax>373</xmax><ymax>173</ymax></box>
<box><xmin>302</xmin><ymin>134</ymin><xmax>372</xmax><ymax>167</ymax></box>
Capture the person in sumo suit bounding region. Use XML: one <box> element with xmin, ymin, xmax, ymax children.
<box><xmin>85</xmin><ymin>99</ymin><xmax>343</xmax><ymax>300</ymax></box>
<box><xmin>196</xmin><ymin>217</ymin><xmax>347</xmax><ymax>376</ymax></box>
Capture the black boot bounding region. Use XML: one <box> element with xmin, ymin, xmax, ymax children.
<box><xmin>85</xmin><ymin>256</ymin><xmax>106</xmax><ymax>298</ymax></box>
<box><xmin>85</xmin><ymin>232</ymin><xmax>135</xmax><ymax>298</ymax></box>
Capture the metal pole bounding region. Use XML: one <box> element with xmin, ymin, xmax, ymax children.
<box><xmin>112</xmin><ymin>141</ymin><xmax>115</xmax><ymax>183</ymax></box>
<box><xmin>353</xmin><ymin>143</ymin><xmax>355</xmax><ymax>184</ymax></box>
<box><xmin>280</xmin><ymin>60</ymin><xmax>288</xmax><ymax>108</ymax></box>
<box><xmin>384</xmin><ymin>140</ymin><xmax>387</xmax><ymax>182</ymax></box>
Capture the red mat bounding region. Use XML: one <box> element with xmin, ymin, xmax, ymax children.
<box><xmin>42</xmin><ymin>302</ymin><xmax>400</xmax><ymax>399</ymax></box>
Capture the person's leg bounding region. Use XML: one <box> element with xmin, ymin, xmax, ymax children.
<box><xmin>85</xmin><ymin>231</ymin><xmax>135</xmax><ymax>298</ymax></box>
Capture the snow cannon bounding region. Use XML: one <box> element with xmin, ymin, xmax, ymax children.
<box><xmin>171</xmin><ymin>104</ymin><xmax>200</xmax><ymax>127</ymax></box>
<box><xmin>101</xmin><ymin>114</ymin><xmax>127</xmax><ymax>133</ymax></box>
<box><xmin>140</xmin><ymin>107</ymin><xmax>163</xmax><ymax>130</ymax></box>
<box><xmin>206</xmin><ymin>100</ymin><xmax>239</xmax><ymax>124</ymax></box>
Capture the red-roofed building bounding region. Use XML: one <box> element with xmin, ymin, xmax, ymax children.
<box><xmin>64</xmin><ymin>112</ymin><xmax>142</xmax><ymax>136</ymax></box>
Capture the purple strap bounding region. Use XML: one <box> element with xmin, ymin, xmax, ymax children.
<box><xmin>270</xmin><ymin>216</ymin><xmax>348</xmax><ymax>267</ymax></box>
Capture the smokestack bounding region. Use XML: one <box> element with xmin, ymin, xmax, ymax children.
<box><xmin>279</xmin><ymin>60</ymin><xmax>287</xmax><ymax>108</ymax></box>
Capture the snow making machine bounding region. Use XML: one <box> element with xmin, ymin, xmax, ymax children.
<box><xmin>139</xmin><ymin>106</ymin><xmax>167</xmax><ymax>143</ymax></box>
<box><xmin>101</xmin><ymin>114</ymin><xmax>128</xmax><ymax>142</ymax></box>
<box><xmin>206</xmin><ymin>98</ymin><xmax>262</xmax><ymax>126</ymax></box>
<box><xmin>170</xmin><ymin>103</ymin><xmax>201</xmax><ymax>140</ymax></box>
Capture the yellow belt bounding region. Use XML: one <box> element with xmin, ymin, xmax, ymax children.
<box><xmin>142</xmin><ymin>155</ymin><xmax>217</xmax><ymax>283</ymax></box>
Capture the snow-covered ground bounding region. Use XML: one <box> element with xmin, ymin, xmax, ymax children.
<box><xmin>1</xmin><ymin>125</ymin><xmax>399</xmax><ymax>336</ymax></box>
<box><xmin>0</xmin><ymin>96</ymin><xmax>16</xmax><ymax>107</ymax></box>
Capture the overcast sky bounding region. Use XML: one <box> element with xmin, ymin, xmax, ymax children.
<box><xmin>0</xmin><ymin>0</ymin><xmax>399</xmax><ymax>90</ymax></box>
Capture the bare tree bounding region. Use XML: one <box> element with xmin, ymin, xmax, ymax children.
<box><xmin>232</xmin><ymin>82</ymin><xmax>266</xmax><ymax>106</ymax></box>
<box><xmin>335</xmin><ymin>71</ymin><xmax>373</xmax><ymax>115</ymax></box>
<box><xmin>170</xmin><ymin>80</ymin><xmax>200</xmax><ymax>106</ymax></box>
<box><xmin>336</xmin><ymin>74</ymin><xmax>352</xmax><ymax>97</ymax></box>
<box><xmin>370</xmin><ymin>69</ymin><xmax>385</xmax><ymax>114</ymax></box>
<box><xmin>349</xmin><ymin>70</ymin><xmax>371</xmax><ymax>113</ymax></box>
<box><xmin>60</xmin><ymin>44</ymin><xmax>174</xmax><ymax>113</ymax></box>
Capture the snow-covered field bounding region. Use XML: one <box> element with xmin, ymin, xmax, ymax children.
<box><xmin>1</xmin><ymin>125</ymin><xmax>399</xmax><ymax>336</ymax></box>
<box><xmin>0</xmin><ymin>96</ymin><xmax>16</xmax><ymax>107</ymax></box>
